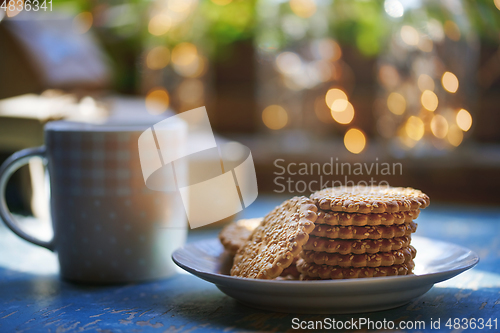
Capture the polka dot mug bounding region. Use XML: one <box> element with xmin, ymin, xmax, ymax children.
<box><xmin>0</xmin><ymin>121</ymin><xmax>187</xmax><ymax>283</ymax></box>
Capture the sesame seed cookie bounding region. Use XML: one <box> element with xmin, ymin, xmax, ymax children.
<box><xmin>219</xmin><ymin>218</ymin><xmax>262</xmax><ymax>255</ymax></box>
<box><xmin>315</xmin><ymin>209</ymin><xmax>419</xmax><ymax>226</ymax></box>
<box><xmin>297</xmin><ymin>258</ymin><xmax>415</xmax><ymax>279</ymax></box>
<box><xmin>301</xmin><ymin>245</ymin><xmax>416</xmax><ymax>268</ymax></box>
<box><xmin>230</xmin><ymin>197</ymin><xmax>317</xmax><ymax>279</ymax></box>
<box><xmin>303</xmin><ymin>235</ymin><xmax>411</xmax><ymax>254</ymax></box>
<box><xmin>310</xmin><ymin>221</ymin><xmax>417</xmax><ymax>240</ymax></box>
<box><xmin>311</xmin><ymin>186</ymin><xmax>430</xmax><ymax>213</ymax></box>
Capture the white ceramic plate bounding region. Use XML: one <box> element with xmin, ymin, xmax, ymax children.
<box><xmin>172</xmin><ymin>236</ymin><xmax>478</xmax><ymax>314</ymax></box>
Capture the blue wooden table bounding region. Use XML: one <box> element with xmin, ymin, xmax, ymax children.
<box><xmin>0</xmin><ymin>195</ymin><xmax>499</xmax><ymax>332</ymax></box>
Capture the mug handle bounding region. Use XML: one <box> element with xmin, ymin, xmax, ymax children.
<box><xmin>0</xmin><ymin>146</ymin><xmax>55</xmax><ymax>251</ymax></box>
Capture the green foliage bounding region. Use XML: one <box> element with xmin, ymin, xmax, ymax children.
<box><xmin>197</xmin><ymin>0</ymin><xmax>256</xmax><ymax>59</ymax></box>
<box><xmin>331</xmin><ymin>1</ymin><xmax>388</xmax><ymax>57</ymax></box>
<box><xmin>465</xmin><ymin>0</ymin><xmax>500</xmax><ymax>45</ymax></box>
<box><xmin>53</xmin><ymin>0</ymin><xmax>500</xmax><ymax>59</ymax></box>
<box><xmin>200</xmin><ymin>0</ymin><xmax>256</xmax><ymax>43</ymax></box>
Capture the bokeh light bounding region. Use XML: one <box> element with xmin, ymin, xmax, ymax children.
<box><xmin>427</xmin><ymin>19</ymin><xmax>444</xmax><ymax>42</ymax></box>
<box><xmin>145</xmin><ymin>88</ymin><xmax>170</xmax><ymax>115</ymax></box>
<box><xmin>168</xmin><ymin>0</ymin><xmax>194</xmax><ymax>13</ymax></box>
<box><xmin>417</xmin><ymin>74</ymin><xmax>435</xmax><ymax>92</ymax></box>
<box><xmin>421</xmin><ymin>90</ymin><xmax>438</xmax><ymax>111</ymax></box>
<box><xmin>330</xmin><ymin>99</ymin><xmax>349</xmax><ymax>112</ymax></box>
<box><xmin>148</xmin><ymin>14</ymin><xmax>171</xmax><ymax>36</ymax></box>
<box><xmin>387</xmin><ymin>92</ymin><xmax>406</xmax><ymax>115</ymax></box>
<box><xmin>73</xmin><ymin>12</ymin><xmax>93</xmax><ymax>34</ymax></box>
<box><xmin>448</xmin><ymin>124</ymin><xmax>463</xmax><ymax>147</ymax></box>
<box><xmin>171</xmin><ymin>43</ymin><xmax>205</xmax><ymax>78</ymax></box>
<box><xmin>331</xmin><ymin>102</ymin><xmax>354</xmax><ymax>124</ymax></box>
<box><xmin>398</xmin><ymin>125</ymin><xmax>417</xmax><ymax>148</ymax></box>
<box><xmin>316</xmin><ymin>39</ymin><xmax>342</xmax><ymax>61</ymax></box>
<box><xmin>384</xmin><ymin>0</ymin><xmax>404</xmax><ymax>18</ymax></box>
<box><xmin>276</xmin><ymin>52</ymin><xmax>302</xmax><ymax>76</ymax></box>
<box><xmin>456</xmin><ymin>109</ymin><xmax>472</xmax><ymax>131</ymax></box>
<box><xmin>400</xmin><ymin>26</ymin><xmax>419</xmax><ymax>46</ymax></box>
<box><xmin>405</xmin><ymin>116</ymin><xmax>424</xmax><ymax>141</ymax></box>
<box><xmin>379</xmin><ymin>65</ymin><xmax>400</xmax><ymax>88</ymax></box>
<box><xmin>344</xmin><ymin>128</ymin><xmax>366</xmax><ymax>154</ymax></box>
<box><xmin>172</xmin><ymin>43</ymin><xmax>198</xmax><ymax>66</ymax></box>
<box><xmin>325</xmin><ymin>88</ymin><xmax>348</xmax><ymax>109</ymax></box>
<box><xmin>430</xmin><ymin>114</ymin><xmax>449</xmax><ymax>139</ymax></box>
<box><xmin>444</xmin><ymin>20</ymin><xmax>461</xmax><ymax>41</ymax></box>
<box><xmin>289</xmin><ymin>0</ymin><xmax>317</xmax><ymax>18</ymax></box>
<box><xmin>418</xmin><ymin>37</ymin><xmax>433</xmax><ymax>52</ymax></box>
<box><xmin>262</xmin><ymin>105</ymin><xmax>288</xmax><ymax>130</ymax></box>
<box><xmin>174</xmin><ymin>56</ymin><xmax>205</xmax><ymax>78</ymax></box>
<box><xmin>495</xmin><ymin>0</ymin><xmax>500</xmax><ymax>10</ymax></box>
<box><xmin>146</xmin><ymin>46</ymin><xmax>170</xmax><ymax>70</ymax></box>
<box><xmin>441</xmin><ymin>71</ymin><xmax>459</xmax><ymax>93</ymax></box>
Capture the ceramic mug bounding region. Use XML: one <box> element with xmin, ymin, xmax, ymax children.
<box><xmin>0</xmin><ymin>121</ymin><xmax>187</xmax><ymax>283</ymax></box>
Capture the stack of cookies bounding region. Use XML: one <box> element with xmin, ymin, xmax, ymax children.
<box><xmin>297</xmin><ymin>186</ymin><xmax>428</xmax><ymax>279</ymax></box>
<box><xmin>222</xmin><ymin>186</ymin><xmax>429</xmax><ymax>280</ymax></box>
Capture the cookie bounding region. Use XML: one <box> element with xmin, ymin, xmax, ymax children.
<box><xmin>219</xmin><ymin>218</ymin><xmax>262</xmax><ymax>255</ymax></box>
<box><xmin>310</xmin><ymin>221</ymin><xmax>417</xmax><ymax>240</ymax></box>
<box><xmin>301</xmin><ymin>245</ymin><xmax>416</xmax><ymax>268</ymax></box>
<box><xmin>315</xmin><ymin>210</ymin><xmax>419</xmax><ymax>226</ymax></box>
<box><xmin>219</xmin><ymin>220</ymin><xmax>302</xmax><ymax>279</ymax></box>
<box><xmin>230</xmin><ymin>197</ymin><xmax>318</xmax><ymax>279</ymax></box>
<box><xmin>297</xmin><ymin>258</ymin><xmax>415</xmax><ymax>279</ymax></box>
<box><xmin>311</xmin><ymin>186</ymin><xmax>430</xmax><ymax>213</ymax></box>
<box><xmin>303</xmin><ymin>235</ymin><xmax>411</xmax><ymax>254</ymax></box>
